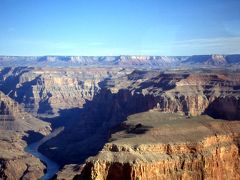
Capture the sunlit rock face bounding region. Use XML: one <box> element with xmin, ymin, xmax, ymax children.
<box><xmin>0</xmin><ymin>67</ymin><xmax>130</xmax><ymax>117</ymax></box>
<box><xmin>71</xmin><ymin>112</ymin><xmax>240</xmax><ymax>180</ymax></box>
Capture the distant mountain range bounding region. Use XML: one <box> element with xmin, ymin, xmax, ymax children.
<box><xmin>0</xmin><ymin>54</ymin><xmax>240</xmax><ymax>68</ymax></box>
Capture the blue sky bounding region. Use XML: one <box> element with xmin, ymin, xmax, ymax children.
<box><xmin>0</xmin><ymin>0</ymin><xmax>240</xmax><ymax>56</ymax></box>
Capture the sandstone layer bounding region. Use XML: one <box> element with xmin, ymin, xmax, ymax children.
<box><xmin>0</xmin><ymin>67</ymin><xmax>240</xmax><ymax>179</ymax></box>
<box><xmin>0</xmin><ymin>67</ymin><xmax>130</xmax><ymax>117</ymax></box>
<box><xmin>39</xmin><ymin>70</ymin><xmax>240</xmax><ymax>167</ymax></box>
<box><xmin>0</xmin><ymin>91</ymin><xmax>51</xmax><ymax>180</ymax></box>
<box><xmin>0</xmin><ymin>130</ymin><xmax>46</xmax><ymax>180</ymax></box>
<box><xmin>73</xmin><ymin>111</ymin><xmax>240</xmax><ymax>180</ymax></box>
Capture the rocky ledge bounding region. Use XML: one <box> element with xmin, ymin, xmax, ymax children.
<box><xmin>71</xmin><ymin>111</ymin><xmax>240</xmax><ymax>180</ymax></box>
<box><xmin>0</xmin><ymin>91</ymin><xmax>51</xmax><ymax>179</ymax></box>
<box><xmin>0</xmin><ymin>130</ymin><xmax>46</xmax><ymax>180</ymax></box>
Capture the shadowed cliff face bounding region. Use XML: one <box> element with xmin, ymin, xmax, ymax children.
<box><xmin>39</xmin><ymin>88</ymin><xmax>157</xmax><ymax>165</ymax></box>
<box><xmin>0</xmin><ymin>67</ymin><xmax>240</xmax><ymax>179</ymax></box>
<box><xmin>205</xmin><ymin>97</ymin><xmax>240</xmax><ymax>120</ymax></box>
<box><xmin>1</xmin><ymin>67</ymin><xmax>239</xmax><ymax>121</ymax></box>
<box><xmin>57</xmin><ymin>112</ymin><xmax>240</xmax><ymax>180</ymax></box>
<box><xmin>39</xmin><ymin>70</ymin><xmax>240</xmax><ymax>167</ymax></box>
<box><xmin>0</xmin><ymin>67</ymin><xmax>130</xmax><ymax>117</ymax></box>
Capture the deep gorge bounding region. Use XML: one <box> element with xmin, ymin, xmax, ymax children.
<box><xmin>0</xmin><ymin>67</ymin><xmax>240</xmax><ymax>179</ymax></box>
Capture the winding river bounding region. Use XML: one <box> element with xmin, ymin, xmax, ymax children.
<box><xmin>25</xmin><ymin>127</ymin><xmax>64</xmax><ymax>180</ymax></box>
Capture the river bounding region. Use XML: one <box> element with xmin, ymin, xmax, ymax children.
<box><xmin>25</xmin><ymin>127</ymin><xmax>64</xmax><ymax>180</ymax></box>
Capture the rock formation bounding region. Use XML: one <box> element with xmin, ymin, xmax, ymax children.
<box><xmin>0</xmin><ymin>66</ymin><xmax>240</xmax><ymax>179</ymax></box>
<box><xmin>0</xmin><ymin>54</ymin><xmax>240</xmax><ymax>68</ymax></box>
<box><xmin>0</xmin><ymin>67</ymin><xmax>130</xmax><ymax>117</ymax></box>
<box><xmin>0</xmin><ymin>130</ymin><xmax>46</xmax><ymax>180</ymax></box>
<box><xmin>39</xmin><ymin>69</ymin><xmax>240</xmax><ymax>168</ymax></box>
<box><xmin>0</xmin><ymin>91</ymin><xmax>51</xmax><ymax>179</ymax></box>
<box><xmin>76</xmin><ymin>111</ymin><xmax>240</xmax><ymax>180</ymax></box>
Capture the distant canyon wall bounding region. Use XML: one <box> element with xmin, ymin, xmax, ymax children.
<box><xmin>1</xmin><ymin>54</ymin><xmax>240</xmax><ymax>68</ymax></box>
<box><xmin>0</xmin><ymin>67</ymin><xmax>129</xmax><ymax>117</ymax></box>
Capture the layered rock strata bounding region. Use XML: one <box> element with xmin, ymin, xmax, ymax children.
<box><xmin>0</xmin><ymin>67</ymin><xmax>130</xmax><ymax>117</ymax></box>
<box><xmin>0</xmin><ymin>91</ymin><xmax>51</xmax><ymax>179</ymax></box>
<box><xmin>74</xmin><ymin>111</ymin><xmax>240</xmax><ymax>180</ymax></box>
<box><xmin>39</xmin><ymin>70</ymin><xmax>240</xmax><ymax>167</ymax></box>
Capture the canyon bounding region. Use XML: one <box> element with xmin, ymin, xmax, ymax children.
<box><xmin>76</xmin><ymin>111</ymin><xmax>240</xmax><ymax>180</ymax></box>
<box><xmin>0</xmin><ymin>56</ymin><xmax>239</xmax><ymax>179</ymax></box>
<box><xmin>0</xmin><ymin>91</ymin><xmax>51</xmax><ymax>179</ymax></box>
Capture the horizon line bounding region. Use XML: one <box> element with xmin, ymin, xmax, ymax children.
<box><xmin>1</xmin><ymin>53</ymin><xmax>240</xmax><ymax>57</ymax></box>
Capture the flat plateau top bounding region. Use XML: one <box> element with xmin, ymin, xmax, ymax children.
<box><xmin>109</xmin><ymin>111</ymin><xmax>240</xmax><ymax>145</ymax></box>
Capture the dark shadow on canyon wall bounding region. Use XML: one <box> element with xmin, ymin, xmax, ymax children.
<box><xmin>22</xmin><ymin>130</ymin><xmax>45</xmax><ymax>144</ymax></box>
<box><xmin>38</xmin><ymin>86</ymin><xmax>158</xmax><ymax>166</ymax></box>
<box><xmin>38</xmin><ymin>75</ymin><xmax>240</xmax><ymax>166</ymax></box>
<box><xmin>40</xmin><ymin>108</ymin><xmax>82</xmax><ymax>129</ymax></box>
<box><xmin>0</xmin><ymin>67</ymin><xmax>33</xmax><ymax>97</ymax></box>
<box><xmin>205</xmin><ymin>97</ymin><xmax>240</xmax><ymax>120</ymax></box>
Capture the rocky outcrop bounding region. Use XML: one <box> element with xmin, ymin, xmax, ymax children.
<box><xmin>0</xmin><ymin>91</ymin><xmax>51</xmax><ymax>133</ymax></box>
<box><xmin>0</xmin><ymin>67</ymin><xmax>129</xmax><ymax>117</ymax></box>
<box><xmin>76</xmin><ymin>111</ymin><xmax>240</xmax><ymax>180</ymax></box>
<box><xmin>205</xmin><ymin>96</ymin><xmax>240</xmax><ymax>120</ymax></box>
<box><xmin>182</xmin><ymin>54</ymin><xmax>240</xmax><ymax>66</ymax></box>
<box><xmin>1</xmin><ymin>68</ymin><xmax>239</xmax><ymax>119</ymax></box>
<box><xmin>0</xmin><ymin>67</ymin><xmax>240</xmax><ymax>179</ymax></box>
<box><xmin>0</xmin><ymin>90</ymin><xmax>51</xmax><ymax>179</ymax></box>
<box><xmin>110</xmin><ymin>70</ymin><xmax>240</xmax><ymax>117</ymax></box>
<box><xmin>0</xmin><ymin>130</ymin><xmax>47</xmax><ymax>180</ymax></box>
<box><xmin>39</xmin><ymin>70</ymin><xmax>240</xmax><ymax>167</ymax></box>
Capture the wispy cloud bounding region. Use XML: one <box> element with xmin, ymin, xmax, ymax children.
<box><xmin>138</xmin><ymin>36</ymin><xmax>240</xmax><ymax>55</ymax></box>
<box><xmin>169</xmin><ymin>37</ymin><xmax>240</xmax><ymax>47</ymax></box>
<box><xmin>2</xmin><ymin>36</ymin><xmax>240</xmax><ymax>56</ymax></box>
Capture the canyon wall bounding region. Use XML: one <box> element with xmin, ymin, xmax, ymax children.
<box><xmin>39</xmin><ymin>70</ymin><xmax>240</xmax><ymax>167</ymax></box>
<box><xmin>0</xmin><ymin>67</ymin><xmax>239</xmax><ymax>179</ymax></box>
<box><xmin>1</xmin><ymin>67</ymin><xmax>239</xmax><ymax>121</ymax></box>
<box><xmin>0</xmin><ymin>67</ymin><xmax>129</xmax><ymax>117</ymax></box>
<box><xmin>76</xmin><ymin>112</ymin><xmax>240</xmax><ymax>180</ymax></box>
<box><xmin>0</xmin><ymin>131</ymin><xmax>46</xmax><ymax>180</ymax></box>
<box><xmin>0</xmin><ymin>91</ymin><xmax>51</xmax><ymax>179</ymax></box>
<box><xmin>1</xmin><ymin>54</ymin><xmax>240</xmax><ymax>68</ymax></box>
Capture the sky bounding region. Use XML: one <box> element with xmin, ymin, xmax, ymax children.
<box><xmin>0</xmin><ymin>0</ymin><xmax>240</xmax><ymax>56</ymax></box>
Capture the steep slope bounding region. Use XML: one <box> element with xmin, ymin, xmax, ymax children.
<box><xmin>0</xmin><ymin>67</ymin><xmax>130</xmax><ymax>117</ymax></box>
<box><xmin>0</xmin><ymin>67</ymin><xmax>239</xmax><ymax>179</ymax></box>
<box><xmin>0</xmin><ymin>91</ymin><xmax>50</xmax><ymax>133</ymax></box>
<box><xmin>0</xmin><ymin>131</ymin><xmax>47</xmax><ymax>180</ymax></box>
<box><xmin>39</xmin><ymin>70</ymin><xmax>240</xmax><ymax>167</ymax></box>
<box><xmin>76</xmin><ymin>111</ymin><xmax>240</xmax><ymax>180</ymax></box>
<box><xmin>0</xmin><ymin>91</ymin><xmax>51</xmax><ymax>179</ymax></box>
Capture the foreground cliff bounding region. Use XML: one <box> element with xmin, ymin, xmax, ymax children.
<box><xmin>65</xmin><ymin>111</ymin><xmax>240</xmax><ymax>180</ymax></box>
<box><xmin>0</xmin><ymin>131</ymin><xmax>46</xmax><ymax>180</ymax></box>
